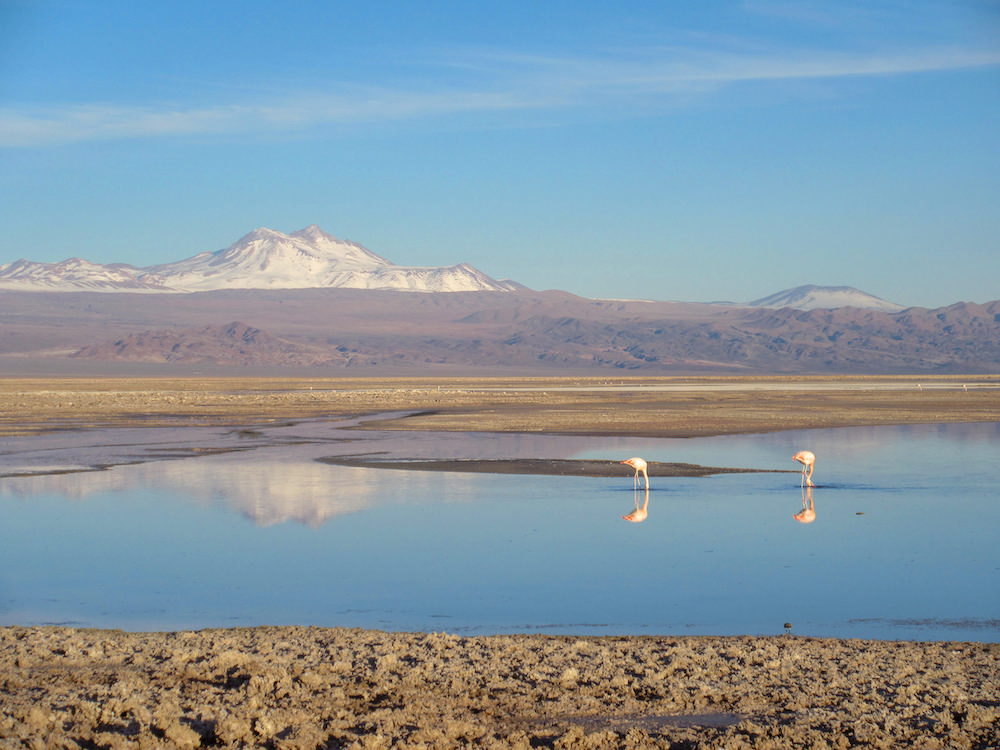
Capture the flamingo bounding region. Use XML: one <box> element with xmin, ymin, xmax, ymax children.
<box><xmin>621</xmin><ymin>457</ymin><xmax>649</xmax><ymax>490</ymax></box>
<box><xmin>623</xmin><ymin>487</ymin><xmax>650</xmax><ymax>522</ymax></box>
<box><xmin>792</xmin><ymin>450</ymin><xmax>815</xmax><ymax>487</ymax></box>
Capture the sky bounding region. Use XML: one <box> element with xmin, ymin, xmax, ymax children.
<box><xmin>1</xmin><ymin>1</ymin><xmax>998</xmax><ymax>308</ymax></box>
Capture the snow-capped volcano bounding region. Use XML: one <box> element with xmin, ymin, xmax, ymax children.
<box><xmin>750</xmin><ymin>285</ymin><xmax>906</xmax><ymax>312</ymax></box>
<box><xmin>142</xmin><ymin>226</ymin><xmax>391</xmax><ymax>291</ymax></box>
<box><xmin>0</xmin><ymin>225</ymin><xmax>522</xmax><ymax>293</ymax></box>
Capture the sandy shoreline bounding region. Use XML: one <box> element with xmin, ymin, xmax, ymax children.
<box><xmin>2</xmin><ymin>375</ymin><xmax>999</xmax><ymax>747</ymax></box>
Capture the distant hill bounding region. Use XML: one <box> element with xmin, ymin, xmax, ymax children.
<box><xmin>72</xmin><ymin>321</ymin><xmax>347</xmax><ymax>367</ymax></box>
<box><xmin>3</xmin><ymin>287</ymin><xmax>997</xmax><ymax>375</ymax></box>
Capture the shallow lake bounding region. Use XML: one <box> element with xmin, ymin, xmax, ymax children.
<box><xmin>1</xmin><ymin>420</ymin><xmax>997</xmax><ymax>641</ymax></box>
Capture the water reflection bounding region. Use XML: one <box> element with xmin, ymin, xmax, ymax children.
<box><xmin>622</xmin><ymin>487</ymin><xmax>650</xmax><ymax>523</ymax></box>
<box><xmin>793</xmin><ymin>486</ymin><xmax>816</xmax><ymax>524</ymax></box>
<box><xmin>0</xmin><ymin>447</ymin><xmax>482</xmax><ymax>526</ymax></box>
<box><xmin>1</xmin><ymin>422</ymin><xmax>998</xmax><ymax>641</ymax></box>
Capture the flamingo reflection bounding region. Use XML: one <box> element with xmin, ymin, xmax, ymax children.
<box><xmin>621</xmin><ymin>457</ymin><xmax>649</xmax><ymax>490</ymax></box>
<box><xmin>793</xmin><ymin>486</ymin><xmax>816</xmax><ymax>524</ymax></box>
<box><xmin>622</xmin><ymin>487</ymin><xmax>650</xmax><ymax>522</ymax></box>
<box><xmin>792</xmin><ymin>450</ymin><xmax>816</xmax><ymax>487</ymax></box>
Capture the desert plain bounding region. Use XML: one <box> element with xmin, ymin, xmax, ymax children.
<box><xmin>2</xmin><ymin>374</ymin><xmax>999</xmax><ymax>749</ymax></box>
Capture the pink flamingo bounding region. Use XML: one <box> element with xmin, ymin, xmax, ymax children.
<box><xmin>792</xmin><ymin>450</ymin><xmax>816</xmax><ymax>487</ymax></box>
<box><xmin>621</xmin><ymin>457</ymin><xmax>649</xmax><ymax>490</ymax></box>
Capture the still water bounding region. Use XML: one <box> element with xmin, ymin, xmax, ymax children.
<box><xmin>1</xmin><ymin>421</ymin><xmax>997</xmax><ymax>641</ymax></box>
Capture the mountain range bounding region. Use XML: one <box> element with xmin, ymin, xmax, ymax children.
<box><xmin>0</xmin><ymin>226</ymin><xmax>996</xmax><ymax>374</ymax></box>
<box><xmin>1</xmin><ymin>225</ymin><xmax>900</xmax><ymax>310</ymax></box>
<box><xmin>0</xmin><ymin>225</ymin><xmax>522</xmax><ymax>294</ymax></box>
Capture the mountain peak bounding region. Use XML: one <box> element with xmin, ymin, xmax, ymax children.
<box><xmin>750</xmin><ymin>285</ymin><xmax>905</xmax><ymax>312</ymax></box>
<box><xmin>289</xmin><ymin>224</ymin><xmax>332</xmax><ymax>241</ymax></box>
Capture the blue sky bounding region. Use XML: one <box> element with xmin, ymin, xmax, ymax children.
<box><xmin>1</xmin><ymin>0</ymin><xmax>998</xmax><ymax>307</ymax></box>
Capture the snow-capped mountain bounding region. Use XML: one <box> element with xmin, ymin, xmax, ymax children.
<box><xmin>0</xmin><ymin>225</ymin><xmax>522</xmax><ymax>293</ymax></box>
<box><xmin>750</xmin><ymin>285</ymin><xmax>906</xmax><ymax>312</ymax></box>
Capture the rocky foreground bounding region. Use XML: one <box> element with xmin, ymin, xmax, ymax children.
<box><xmin>2</xmin><ymin>626</ymin><xmax>998</xmax><ymax>749</ymax></box>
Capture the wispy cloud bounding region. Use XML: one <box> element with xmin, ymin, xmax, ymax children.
<box><xmin>2</xmin><ymin>45</ymin><xmax>997</xmax><ymax>147</ymax></box>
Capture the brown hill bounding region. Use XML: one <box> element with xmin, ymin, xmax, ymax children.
<box><xmin>71</xmin><ymin>321</ymin><xmax>346</xmax><ymax>367</ymax></box>
<box><xmin>1</xmin><ymin>289</ymin><xmax>997</xmax><ymax>374</ymax></box>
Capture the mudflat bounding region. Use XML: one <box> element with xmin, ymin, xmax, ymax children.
<box><xmin>2</xmin><ymin>374</ymin><xmax>999</xmax><ymax>438</ymax></box>
<box><xmin>2</xmin><ymin>374</ymin><xmax>999</xmax><ymax>748</ymax></box>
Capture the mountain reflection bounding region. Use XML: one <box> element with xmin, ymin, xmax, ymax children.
<box><xmin>0</xmin><ymin>420</ymin><xmax>637</xmax><ymax>527</ymax></box>
<box><xmin>0</xmin><ymin>450</ymin><xmax>478</xmax><ymax>527</ymax></box>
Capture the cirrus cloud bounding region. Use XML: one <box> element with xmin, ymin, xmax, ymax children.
<box><xmin>2</xmin><ymin>44</ymin><xmax>998</xmax><ymax>148</ymax></box>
